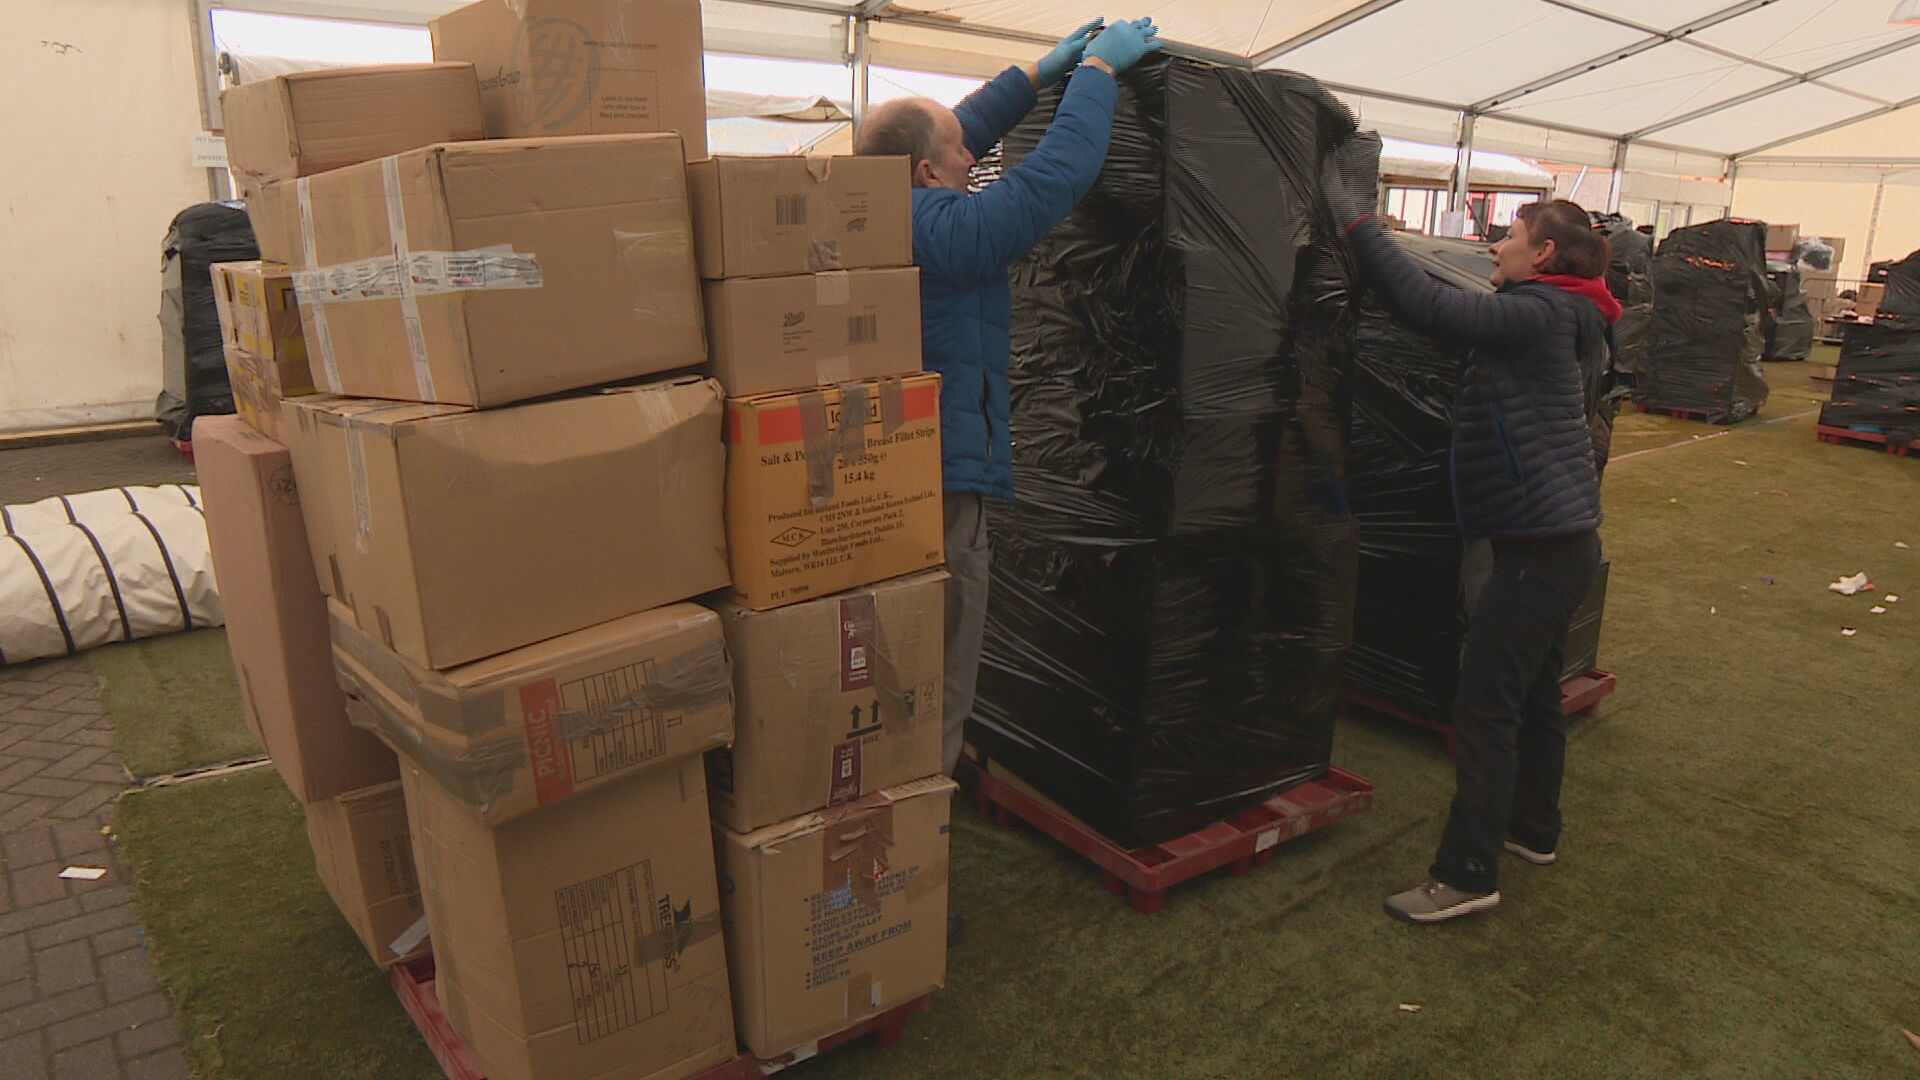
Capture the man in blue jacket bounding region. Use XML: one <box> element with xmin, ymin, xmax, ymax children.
<box><xmin>857</xmin><ymin>17</ymin><xmax>1163</xmax><ymax>779</ymax></box>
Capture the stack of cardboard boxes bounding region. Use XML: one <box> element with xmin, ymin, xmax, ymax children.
<box><xmin>1768</xmin><ymin>223</ymin><xmax>1854</xmax><ymax>327</ymax></box>
<box><xmin>196</xmin><ymin>1</ymin><xmax>956</xmax><ymax>1076</ymax></box>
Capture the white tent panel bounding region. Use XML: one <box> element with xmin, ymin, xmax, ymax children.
<box><xmin>703</xmin><ymin>1</ymin><xmax>850</xmax><ymax>65</ymax></box>
<box><xmin>1377</xmin><ymin>137</ymin><xmax>1555</xmax><ymax>188</ymax></box>
<box><xmin>1574</xmin><ymin>0</ymin><xmax>1743</xmax><ymax>24</ymax></box>
<box><xmin>867</xmin><ymin>19</ymin><xmax>1045</xmax><ymax>80</ymax></box>
<box><xmin>1655</xmin><ymin>81</ymin><xmax>1872</xmax><ymax>152</ymax></box>
<box><xmin>1620</xmin><ymin>171</ymin><xmax>1730</xmax><ymax>205</ymax></box>
<box><xmin>1492</xmin><ymin>42</ymin><xmax>1782</xmax><ymax>133</ymax></box>
<box><xmin>1267</xmin><ymin>0</ymin><xmax>1645</xmax><ymax>104</ymax></box>
<box><xmin>1688</xmin><ymin>0</ymin><xmax>1920</xmax><ymax>73</ymax></box>
<box><xmin>1472</xmin><ymin>114</ymin><xmax>1617</xmax><ymax>168</ymax></box>
<box><xmin>1747</xmin><ymin>96</ymin><xmax>1920</xmax><ymax>157</ymax></box>
<box><xmin>1819</xmin><ymin>44</ymin><xmax>1920</xmax><ymax>99</ymax></box>
<box><xmin>1738</xmin><ymin>162</ymin><xmax>1920</xmax><ymax>185</ymax></box>
<box><xmin>1330</xmin><ymin>90</ymin><xmax>1463</xmax><ymax>147</ymax></box>
<box><xmin>1625</xmin><ymin>143</ymin><xmax>1729</xmax><ymax>178</ymax></box>
<box><xmin>882</xmin><ymin>0</ymin><xmax>1378</xmax><ymax>58</ymax></box>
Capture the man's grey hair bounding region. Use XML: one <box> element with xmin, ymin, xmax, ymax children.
<box><xmin>856</xmin><ymin>97</ymin><xmax>941</xmax><ymax>169</ymax></box>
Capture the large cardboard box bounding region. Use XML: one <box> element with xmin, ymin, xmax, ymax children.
<box><xmin>724</xmin><ymin>374</ymin><xmax>943</xmax><ymax>611</ymax></box>
<box><xmin>193</xmin><ymin>415</ymin><xmax>398</xmax><ymax>803</ymax></box>
<box><xmin>715</xmin><ymin>776</ymin><xmax>955</xmax><ymax>1058</ymax></box>
<box><xmin>1857</xmin><ymin>282</ymin><xmax>1885</xmax><ymax>318</ymax></box>
<box><xmin>335</xmin><ymin>600</ymin><xmax>733</xmax><ymax>825</ymax></box>
<box><xmin>243</xmin><ymin>179</ymin><xmax>301</xmax><ymax>267</ymax></box>
<box><xmin>305</xmin><ymin>780</ymin><xmax>428</xmax><ymax>968</ymax></box>
<box><xmin>222</xmin><ymin>63</ymin><xmax>484</xmax><ymax>187</ymax></box>
<box><xmin>689</xmin><ymin>156</ymin><xmax>911</xmax><ymax>279</ymax></box>
<box><xmin>401</xmin><ymin>757</ymin><xmax>735</xmax><ymax>1080</ymax></box>
<box><xmin>430</xmin><ymin>0</ymin><xmax>708</xmax><ymax>159</ymax></box>
<box><xmin>706</xmin><ymin>572</ymin><xmax>945</xmax><ymax>833</ymax></box>
<box><xmin>703</xmin><ymin>268</ymin><xmax>922</xmax><ymax>397</ymax></box>
<box><xmin>1764</xmin><ymin>222</ymin><xmax>1799</xmax><ymax>254</ymax></box>
<box><xmin>223</xmin><ymin>346</ymin><xmax>313</xmax><ymax>444</ymax></box>
<box><xmin>291</xmin><ymin>134</ymin><xmax>704</xmax><ymax>408</ymax></box>
<box><xmin>210</xmin><ymin>261</ymin><xmax>306</xmax><ymax>365</ymax></box>
<box><xmin>283</xmin><ymin>378</ymin><xmax>728</xmax><ymax>670</ymax></box>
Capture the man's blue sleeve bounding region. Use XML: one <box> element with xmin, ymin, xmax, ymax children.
<box><xmin>916</xmin><ymin>66</ymin><xmax>1119</xmax><ymax>288</ymax></box>
<box><xmin>954</xmin><ymin>66</ymin><xmax>1040</xmax><ymax>160</ymax></box>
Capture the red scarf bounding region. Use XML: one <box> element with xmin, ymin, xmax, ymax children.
<box><xmin>1534</xmin><ymin>273</ymin><xmax>1624</xmax><ymax>325</ymax></box>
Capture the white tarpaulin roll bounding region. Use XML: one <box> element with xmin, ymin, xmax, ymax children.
<box><xmin>0</xmin><ymin>486</ymin><xmax>223</xmax><ymax>665</ymax></box>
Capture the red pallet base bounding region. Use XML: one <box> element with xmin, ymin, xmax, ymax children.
<box><xmin>392</xmin><ymin>956</ymin><xmax>929</xmax><ymax>1080</ymax></box>
<box><xmin>1815</xmin><ymin>424</ymin><xmax>1913</xmax><ymax>457</ymax></box>
<box><xmin>169</xmin><ymin>438</ymin><xmax>194</xmax><ymax>463</ymax></box>
<box><xmin>1341</xmin><ymin>669</ymin><xmax>1617</xmax><ymax>758</ymax></box>
<box><xmin>967</xmin><ymin>757</ymin><xmax>1373</xmax><ymax>915</ymax></box>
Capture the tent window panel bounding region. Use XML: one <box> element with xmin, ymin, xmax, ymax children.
<box><xmin>1387</xmin><ymin>187</ymin><xmax>1441</xmax><ymax>234</ymax></box>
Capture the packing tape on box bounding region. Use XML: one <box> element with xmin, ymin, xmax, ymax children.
<box><xmin>814</xmin><ymin>270</ymin><xmax>851</xmax><ymax>307</ymax></box>
<box><xmin>876</xmin><ymin>376</ymin><xmax>906</xmax><ymax>437</ymax></box>
<box><xmin>820</xmin><ymin>800</ymin><xmax>896</xmax><ymax>912</ymax></box>
<box><xmin>291</xmin><ymin>248</ymin><xmax>542</xmax><ymax>303</ymax></box>
<box><xmin>382</xmin><ymin>156</ymin><xmax>437</xmax><ymax>402</ymax></box>
<box><xmin>295</xmin><ymin>178</ymin><xmax>342</xmax><ymax>391</ymax></box>
<box><xmin>628</xmin><ymin>907</ymin><xmax>723</xmax><ymax>969</ymax></box>
<box><xmin>387</xmin><ymin>914</ymin><xmax>430</xmax><ymax>959</ymax></box>
<box><xmin>613</xmin><ymin>223</ymin><xmax>698</xmax><ymax>326</ymax></box>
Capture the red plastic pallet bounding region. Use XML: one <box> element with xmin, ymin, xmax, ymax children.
<box><xmin>392</xmin><ymin>956</ymin><xmax>929</xmax><ymax>1080</ymax></box>
<box><xmin>169</xmin><ymin>438</ymin><xmax>194</xmax><ymax>463</ymax></box>
<box><xmin>1815</xmin><ymin>424</ymin><xmax>1913</xmax><ymax>457</ymax></box>
<box><xmin>968</xmin><ymin>757</ymin><xmax>1374</xmax><ymax>915</ymax></box>
<box><xmin>1341</xmin><ymin>669</ymin><xmax>1618</xmax><ymax>758</ymax></box>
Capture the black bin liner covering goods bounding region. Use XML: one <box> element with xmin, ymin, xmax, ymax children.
<box><xmin>1765</xmin><ymin>263</ymin><xmax>1815</xmax><ymax>362</ymax></box>
<box><xmin>971</xmin><ymin>57</ymin><xmax>1363</xmax><ymax>850</ymax></box>
<box><xmin>1822</xmin><ymin>248</ymin><xmax>1920</xmax><ymax>439</ymax></box>
<box><xmin>1591</xmin><ymin>213</ymin><xmax>1653</xmax><ymax>380</ymax></box>
<box><xmin>1641</xmin><ymin>219</ymin><xmax>1770</xmax><ymax>423</ymax></box>
<box><xmin>156</xmin><ymin>202</ymin><xmax>256</xmax><ymax>441</ymax></box>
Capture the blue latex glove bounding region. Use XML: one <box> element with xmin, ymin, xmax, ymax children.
<box><xmin>1084</xmin><ymin>17</ymin><xmax>1162</xmax><ymax>74</ymax></box>
<box><xmin>1037</xmin><ymin>20</ymin><xmax>1105</xmax><ymax>86</ymax></box>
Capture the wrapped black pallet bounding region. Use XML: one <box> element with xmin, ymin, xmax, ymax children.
<box><xmin>156</xmin><ymin>202</ymin><xmax>256</xmax><ymax>441</ymax></box>
<box><xmin>1346</xmin><ymin>234</ymin><xmax>1619</xmax><ymax>717</ymax></box>
<box><xmin>1765</xmin><ymin>263</ymin><xmax>1815</xmax><ymax>361</ymax></box>
<box><xmin>971</xmin><ymin>57</ymin><xmax>1363</xmax><ymax>849</ymax></box>
<box><xmin>1592</xmin><ymin>213</ymin><xmax>1653</xmax><ymax>379</ymax></box>
<box><xmin>1642</xmin><ymin>219</ymin><xmax>1770</xmax><ymax>422</ymax></box>
<box><xmin>1821</xmin><ymin>248</ymin><xmax>1920</xmax><ymax>439</ymax></box>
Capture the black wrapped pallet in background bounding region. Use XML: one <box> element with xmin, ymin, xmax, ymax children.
<box><xmin>156</xmin><ymin>201</ymin><xmax>256</xmax><ymax>441</ymax></box>
<box><xmin>970</xmin><ymin>57</ymin><xmax>1362</xmax><ymax>850</ymax></box>
<box><xmin>1765</xmin><ymin>263</ymin><xmax>1815</xmax><ymax>362</ymax></box>
<box><xmin>1592</xmin><ymin>213</ymin><xmax>1653</xmax><ymax>381</ymax></box>
<box><xmin>1821</xmin><ymin>248</ymin><xmax>1920</xmax><ymax>438</ymax></box>
<box><xmin>1641</xmin><ymin>219</ymin><xmax>1770</xmax><ymax>423</ymax></box>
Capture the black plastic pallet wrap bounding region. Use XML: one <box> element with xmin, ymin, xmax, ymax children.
<box><xmin>1821</xmin><ymin>248</ymin><xmax>1920</xmax><ymax>438</ymax></box>
<box><xmin>1641</xmin><ymin>219</ymin><xmax>1770</xmax><ymax>423</ymax></box>
<box><xmin>1346</xmin><ymin>235</ymin><xmax>1619</xmax><ymax>717</ymax></box>
<box><xmin>1765</xmin><ymin>263</ymin><xmax>1815</xmax><ymax>361</ymax></box>
<box><xmin>1592</xmin><ymin>213</ymin><xmax>1653</xmax><ymax>380</ymax></box>
<box><xmin>970</xmin><ymin>57</ymin><xmax>1363</xmax><ymax>850</ymax></box>
<box><xmin>156</xmin><ymin>201</ymin><xmax>256</xmax><ymax>440</ymax></box>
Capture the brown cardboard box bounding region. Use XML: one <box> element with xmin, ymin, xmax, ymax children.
<box><xmin>334</xmin><ymin>600</ymin><xmax>733</xmax><ymax>826</ymax></box>
<box><xmin>689</xmin><ymin>156</ymin><xmax>911</xmax><ymax>279</ymax></box>
<box><xmin>1857</xmin><ymin>283</ymin><xmax>1885</xmax><ymax>318</ymax></box>
<box><xmin>706</xmin><ymin>572</ymin><xmax>945</xmax><ymax>833</ymax></box>
<box><xmin>243</xmin><ymin>180</ymin><xmax>301</xmax><ymax>267</ymax></box>
<box><xmin>283</xmin><ymin>378</ymin><xmax>728</xmax><ymax>670</ymax></box>
<box><xmin>210</xmin><ymin>261</ymin><xmax>306</xmax><ymax>365</ymax></box>
<box><xmin>724</xmin><ymin>374</ymin><xmax>943</xmax><ymax>611</ymax></box>
<box><xmin>715</xmin><ymin>776</ymin><xmax>954</xmax><ymax>1058</ymax></box>
<box><xmin>401</xmin><ymin>756</ymin><xmax>735</xmax><ymax>1080</ymax></box>
<box><xmin>291</xmin><ymin>134</ymin><xmax>704</xmax><ymax>408</ymax></box>
<box><xmin>193</xmin><ymin>416</ymin><xmax>398</xmax><ymax>803</ymax></box>
<box><xmin>223</xmin><ymin>347</ymin><xmax>313</xmax><ymax>444</ymax></box>
<box><xmin>1764</xmin><ymin>222</ymin><xmax>1799</xmax><ymax>254</ymax></box>
<box><xmin>305</xmin><ymin>780</ymin><xmax>428</xmax><ymax>968</ymax></box>
<box><xmin>430</xmin><ymin>0</ymin><xmax>708</xmax><ymax>159</ymax></box>
<box><xmin>703</xmin><ymin>268</ymin><xmax>922</xmax><ymax>397</ymax></box>
<box><xmin>222</xmin><ymin>63</ymin><xmax>484</xmax><ymax>187</ymax></box>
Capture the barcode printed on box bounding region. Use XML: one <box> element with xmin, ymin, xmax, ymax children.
<box><xmin>558</xmin><ymin>660</ymin><xmax>677</xmax><ymax>782</ymax></box>
<box><xmin>848</xmin><ymin>315</ymin><xmax>879</xmax><ymax>344</ymax></box>
<box><xmin>556</xmin><ymin>862</ymin><xmax>670</xmax><ymax>1043</ymax></box>
<box><xmin>775</xmin><ymin>194</ymin><xmax>809</xmax><ymax>227</ymax></box>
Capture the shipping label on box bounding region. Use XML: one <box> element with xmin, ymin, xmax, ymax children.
<box><xmin>305</xmin><ymin>780</ymin><xmax>427</xmax><ymax>968</ymax></box>
<box><xmin>290</xmin><ymin>134</ymin><xmax>703</xmax><ymax>407</ymax></box>
<box><xmin>403</xmin><ymin>758</ymin><xmax>735</xmax><ymax>1080</ymax></box>
<box><xmin>689</xmin><ymin>155</ymin><xmax>912</xmax><ymax>279</ymax></box>
<box><xmin>193</xmin><ymin>415</ymin><xmax>398</xmax><ymax>803</ymax></box>
<box><xmin>222</xmin><ymin>62</ymin><xmax>484</xmax><ymax>187</ymax></box>
<box><xmin>716</xmin><ymin>776</ymin><xmax>954</xmax><ymax>1058</ymax></box>
<box><xmin>724</xmin><ymin>374</ymin><xmax>943</xmax><ymax>611</ymax></box>
<box><xmin>703</xmin><ymin>268</ymin><xmax>921</xmax><ymax>397</ymax></box>
<box><xmin>430</xmin><ymin>0</ymin><xmax>709</xmax><ymax>158</ymax></box>
<box><xmin>335</xmin><ymin>599</ymin><xmax>733</xmax><ymax>826</ymax></box>
<box><xmin>284</xmin><ymin>378</ymin><xmax>728</xmax><ymax>669</ymax></box>
<box><xmin>706</xmin><ymin>571</ymin><xmax>944</xmax><ymax>833</ymax></box>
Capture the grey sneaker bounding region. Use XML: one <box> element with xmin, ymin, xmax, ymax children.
<box><xmin>1503</xmin><ymin>839</ymin><xmax>1557</xmax><ymax>866</ymax></box>
<box><xmin>1384</xmin><ymin>879</ymin><xmax>1501</xmax><ymax>924</ymax></box>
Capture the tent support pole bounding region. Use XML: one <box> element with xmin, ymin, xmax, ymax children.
<box><xmin>851</xmin><ymin>15</ymin><xmax>872</xmax><ymax>133</ymax></box>
<box><xmin>1449</xmin><ymin>111</ymin><xmax>1476</xmax><ymax>236</ymax></box>
<box><xmin>1607</xmin><ymin>140</ymin><xmax>1627</xmax><ymax>214</ymax></box>
<box><xmin>1862</xmin><ymin>174</ymin><xmax>1887</xmax><ymax>281</ymax></box>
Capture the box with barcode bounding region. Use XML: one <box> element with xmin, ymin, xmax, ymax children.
<box><xmin>702</xmin><ymin>268</ymin><xmax>921</xmax><ymax>397</ymax></box>
<box><xmin>401</xmin><ymin>755</ymin><xmax>735</xmax><ymax>1080</ymax></box>
<box><xmin>334</xmin><ymin>598</ymin><xmax>733</xmax><ymax>826</ymax></box>
<box><xmin>688</xmin><ymin>155</ymin><xmax>912</xmax><ymax>279</ymax></box>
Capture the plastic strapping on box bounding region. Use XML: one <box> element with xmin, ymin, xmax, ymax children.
<box><xmin>382</xmin><ymin>155</ymin><xmax>437</xmax><ymax>402</ymax></box>
<box><xmin>294</xmin><ymin>178</ymin><xmax>342</xmax><ymax>390</ymax></box>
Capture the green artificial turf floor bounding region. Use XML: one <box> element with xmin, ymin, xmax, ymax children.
<box><xmin>106</xmin><ymin>354</ymin><xmax>1920</xmax><ymax>1079</ymax></box>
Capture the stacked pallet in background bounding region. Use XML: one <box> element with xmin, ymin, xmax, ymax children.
<box><xmin>1820</xmin><ymin>248</ymin><xmax>1920</xmax><ymax>454</ymax></box>
<box><xmin>1641</xmin><ymin>219</ymin><xmax>1771</xmax><ymax>423</ymax></box>
<box><xmin>692</xmin><ymin>150</ymin><xmax>953</xmax><ymax>1061</ymax></box>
